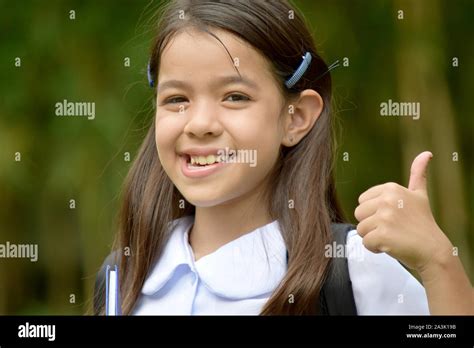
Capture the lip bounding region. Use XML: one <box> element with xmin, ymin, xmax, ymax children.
<box><xmin>178</xmin><ymin>147</ymin><xmax>224</xmax><ymax>157</ymax></box>
<box><xmin>179</xmin><ymin>154</ymin><xmax>228</xmax><ymax>178</ymax></box>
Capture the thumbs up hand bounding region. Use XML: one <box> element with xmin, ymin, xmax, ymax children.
<box><xmin>355</xmin><ymin>151</ymin><xmax>453</xmax><ymax>274</ymax></box>
<box><xmin>355</xmin><ymin>151</ymin><xmax>474</xmax><ymax>314</ymax></box>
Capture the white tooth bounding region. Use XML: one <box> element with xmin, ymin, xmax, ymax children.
<box><xmin>206</xmin><ymin>155</ymin><xmax>215</xmax><ymax>164</ymax></box>
<box><xmin>191</xmin><ymin>156</ymin><xmax>195</xmax><ymax>165</ymax></box>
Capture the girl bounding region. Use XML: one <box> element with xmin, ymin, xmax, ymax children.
<box><xmin>95</xmin><ymin>0</ymin><xmax>473</xmax><ymax>315</ymax></box>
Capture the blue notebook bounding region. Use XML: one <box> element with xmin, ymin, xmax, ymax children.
<box><xmin>105</xmin><ymin>264</ymin><xmax>122</xmax><ymax>315</ymax></box>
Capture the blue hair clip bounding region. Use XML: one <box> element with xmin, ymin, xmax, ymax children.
<box><xmin>285</xmin><ymin>52</ymin><xmax>312</xmax><ymax>89</ymax></box>
<box><xmin>147</xmin><ymin>60</ymin><xmax>155</xmax><ymax>88</ymax></box>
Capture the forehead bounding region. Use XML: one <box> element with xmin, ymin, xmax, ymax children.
<box><xmin>158</xmin><ymin>27</ymin><xmax>276</xmax><ymax>86</ymax></box>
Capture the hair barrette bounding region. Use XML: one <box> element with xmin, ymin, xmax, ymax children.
<box><xmin>147</xmin><ymin>60</ymin><xmax>155</xmax><ymax>88</ymax></box>
<box><xmin>285</xmin><ymin>51</ymin><xmax>312</xmax><ymax>89</ymax></box>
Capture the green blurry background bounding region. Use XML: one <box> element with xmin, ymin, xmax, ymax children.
<box><xmin>0</xmin><ymin>0</ymin><xmax>472</xmax><ymax>314</ymax></box>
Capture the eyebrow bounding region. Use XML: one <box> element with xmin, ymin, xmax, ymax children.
<box><xmin>157</xmin><ymin>75</ymin><xmax>259</xmax><ymax>93</ymax></box>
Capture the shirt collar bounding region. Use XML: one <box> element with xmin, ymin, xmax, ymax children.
<box><xmin>141</xmin><ymin>216</ymin><xmax>195</xmax><ymax>295</ymax></box>
<box><xmin>141</xmin><ymin>216</ymin><xmax>287</xmax><ymax>299</ymax></box>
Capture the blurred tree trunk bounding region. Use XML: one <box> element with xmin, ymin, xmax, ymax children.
<box><xmin>395</xmin><ymin>0</ymin><xmax>471</xmax><ymax>278</ymax></box>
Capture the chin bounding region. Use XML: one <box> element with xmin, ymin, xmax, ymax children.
<box><xmin>178</xmin><ymin>188</ymin><xmax>227</xmax><ymax>208</ymax></box>
<box><xmin>185</xmin><ymin>197</ymin><xmax>225</xmax><ymax>208</ymax></box>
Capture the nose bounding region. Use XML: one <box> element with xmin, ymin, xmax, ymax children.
<box><xmin>183</xmin><ymin>100</ymin><xmax>223</xmax><ymax>138</ymax></box>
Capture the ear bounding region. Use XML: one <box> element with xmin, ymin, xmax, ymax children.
<box><xmin>281</xmin><ymin>89</ymin><xmax>324</xmax><ymax>147</ymax></box>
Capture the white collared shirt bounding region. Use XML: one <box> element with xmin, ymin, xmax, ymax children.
<box><xmin>132</xmin><ymin>216</ymin><xmax>429</xmax><ymax>315</ymax></box>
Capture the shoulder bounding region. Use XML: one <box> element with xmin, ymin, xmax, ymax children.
<box><xmin>345</xmin><ymin>229</ymin><xmax>430</xmax><ymax>315</ymax></box>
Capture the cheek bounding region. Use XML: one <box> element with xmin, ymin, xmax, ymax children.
<box><xmin>230</xmin><ymin>108</ymin><xmax>282</xmax><ymax>169</ymax></box>
<box><xmin>154</xmin><ymin>115</ymin><xmax>183</xmax><ymax>168</ymax></box>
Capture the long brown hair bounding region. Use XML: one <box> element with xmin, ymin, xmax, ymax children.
<box><xmin>106</xmin><ymin>0</ymin><xmax>345</xmax><ymax>315</ymax></box>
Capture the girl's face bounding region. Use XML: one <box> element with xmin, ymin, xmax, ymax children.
<box><xmin>155</xmin><ymin>28</ymin><xmax>286</xmax><ymax>207</ymax></box>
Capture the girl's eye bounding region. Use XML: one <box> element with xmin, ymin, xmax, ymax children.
<box><xmin>164</xmin><ymin>96</ymin><xmax>188</xmax><ymax>104</ymax></box>
<box><xmin>224</xmin><ymin>94</ymin><xmax>250</xmax><ymax>102</ymax></box>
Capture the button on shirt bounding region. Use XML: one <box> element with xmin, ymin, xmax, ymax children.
<box><xmin>132</xmin><ymin>216</ymin><xmax>429</xmax><ymax>315</ymax></box>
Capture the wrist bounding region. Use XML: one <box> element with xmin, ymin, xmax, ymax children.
<box><xmin>418</xmin><ymin>234</ymin><xmax>455</xmax><ymax>283</ymax></box>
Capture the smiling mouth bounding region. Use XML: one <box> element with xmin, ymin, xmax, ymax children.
<box><xmin>183</xmin><ymin>153</ymin><xmax>236</xmax><ymax>167</ymax></box>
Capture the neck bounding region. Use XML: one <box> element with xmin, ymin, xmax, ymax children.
<box><xmin>188</xmin><ymin>186</ymin><xmax>272</xmax><ymax>261</ymax></box>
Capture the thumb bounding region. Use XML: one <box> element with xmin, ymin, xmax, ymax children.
<box><xmin>408</xmin><ymin>151</ymin><xmax>433</xmax><ymax>191</ymax></box>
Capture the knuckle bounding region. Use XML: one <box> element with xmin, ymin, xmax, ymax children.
<box><xmin>356</xmin><ymin>222</ymin><xmax>366</xmax><ymax>236</ymax></box>
<box><xmin>379</xmin><ymin>208</ymin><xmax>394</xmax><ymax>223</ymax></box>
<box><xmin>362</xmin><ymin>234</ymin><xmax>381</xmax><ymax>253</ymax></box>
<box><xmin>381</xmin><ymin>195</ymin><xmax>393</xmax><ymax>207</ymax></box>
<box><xmin>378</xmin><ymin>227</ymin><xmax>389</xmax><ymax>240</ymax></box>
<box><xmin>377</xmin><ymin>229</ymin><xmax>392</xmax><ymax>253</ymax></box>
<box><xmin>385</xmin><ymin>182</ymin><xmax>399</xmax><ymax>192</ymax></box>
<box><xmin>354</xmin><ymin>205</ymin><xmax>364</xmax><ymax>221</ymax></box>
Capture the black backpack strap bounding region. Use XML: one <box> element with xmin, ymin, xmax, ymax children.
<box><xmin>93</xmin><ymin>251</ymin><xmax>120</xmax><ymax>315</ymax></box>
<box><xmin>318</xmin><ymin>223</ymin><xmax>358</xmax><ymax>315</ymax></box>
